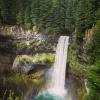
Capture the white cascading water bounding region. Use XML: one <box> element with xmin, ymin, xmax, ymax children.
<box><xmin>48</xmin><ymin>36</ymin><xmax>69</xmax><ymax>98</ymax></box>
<box><xmin>35</xmin><ymin>36</ymin><xmax>70</xmax><ymax>100</ymax></box>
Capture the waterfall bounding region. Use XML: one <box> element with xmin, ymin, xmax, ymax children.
<box><xmin>35</xmin><ymin>36</ymin><xmax>69</xmax><ymax>100</ymax></box>
<box><xmin>48</xmin><ymin>36</ymin><xmax>69</xmax><ymax>96</ymax></box>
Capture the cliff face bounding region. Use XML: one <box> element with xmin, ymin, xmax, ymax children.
<box><xmin>0</xmin><ymin>54</ymin><xmax>15</xmax><ymax>73</ymax></box>
<box><xmin>0</xmin><ymin>26</ymin><xmax>56</xmax><ymax>99</ymax></box>
<box><xmin>0</xmin><ymin>26</ymin><xmax>56</xmax><ymax>73</ymax></box>
<box><xmin>0</xmin><ymin>25</ymin><xmax>58</xmax><ymax>40</ymax></box>
<box><xmin>0</xmin><ymin>25</ymin><xmax>36</xmax><ymax>40</ymax></box>
<box><xmin>0</xmin><ymin>26</ymin><xmax>93</xmax><ymax>72</ymax></box>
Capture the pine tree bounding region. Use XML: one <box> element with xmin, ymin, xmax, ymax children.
<box><xmin>65</xmin><ymin>0</ymin><xmax>77</xmax><ymax>33</ymax></box>
<box><xmin>0</xmin><ymin>0</ymin><xmax>3</xmax><ymax>24</ymax></box>
<box><xmin>31</xmin><ymin>0</ymin><xmax>52</xmax><ymax>32</ymax></box>
<box><xmin>75</xmin><ymin>0</ymin><xmax>97</xmax><ymax>37</ymax></box>
<box><xmin>0</xmin><ymin>0</ymin><xmax>7</xmax><ymax>24</ymax></box>
<box><xmin>16</xmin><ymin>0</ymin><xmax>25</xmax><ymax>26</ymax></box>
<box><xmin>0</xmin><ymin>0</ymin><xmax>17</xmax><ymax>25</ymax></box>
<box><xmin>23</xmin><ymin>0</ymin><xmax>32</xmax><ymax>29</ymax></box>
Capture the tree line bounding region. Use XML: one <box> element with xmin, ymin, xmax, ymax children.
<box><xmin>0</xmin><ymin>0</ymin><xmax>99</xmax><ymax>35</ymax></box>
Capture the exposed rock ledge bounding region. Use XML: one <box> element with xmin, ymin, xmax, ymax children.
<box><xmin>0</xmin><ymin>25</ymin><xmax>58</xmax><ymax>42</ymax></box>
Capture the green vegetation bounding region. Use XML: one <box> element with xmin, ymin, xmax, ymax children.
<box><xmin>12</xmin><ymin>39</ymin><xmax>56</xmax><ymax>52</ymax></box>
<box><xmin>84</xmin><ymin>21</ymin><xmax>100</xmax><ymax>100</ymax></box>
<box><xmin>13</xmin><ymin>53</ymin><xmax>54</xmax><ymax>68</ymax></box>
<box><xmin>68</xmin><ymin>20</ymin><xmax>100</xmax><ymax>100</ymax></box>
<box><xmin>0</xmin><ymin>70</ymin><xmax>44</xmax><ymax>85</ymax></box>
<box><xmin>0</xmin><ymin>69</ymin><xmax>46</xmax><ymax>100</ymax></box>
<box><xmin>68</xmin><ymin>43</ymin><xmax>87</xmax><ymax>100</ymax></box>
<box><xmin>0</xmin><ymin>0</ymin><xmax>100</xmax><ymax>100</ymax></box>
<box><xmin>13</xmin><ymin>41</ymin><xmax>30</xmax><ymax>49</ymax></box>
<box><xmin>77</xmin><ymin>88</ymin><xmax>85</xmax><ymax>100</ymax></box>
<box><xmin>33</xmin><ymin>53</ymin><xmax>54</xmax><ymax>64</ymax></box>
<box><xmin>2</xmin><ymin>90</ymin><xmax>21</xmax><ymax>100</ymax></box>
<box><xmin>68</xmin><ymin>43</ymin><xmax>85</xmax><ymax>77</ymax></box>
<box><xmin>86</xmin><ymin>61</ymin><xmax>100</xmax><ymax>100</ymax></box>
<box><xmin>0</xmin><ymin>0</ymin><xmax>99</xmax><ymax>35</ymax></box>
<box><xmin>85</xmin><ymin>20</ymin><xmax>100</xmax><ymax>64</ymax></box>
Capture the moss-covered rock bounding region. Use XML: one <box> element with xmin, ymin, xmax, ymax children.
<box><xmin>12</xmin><ymin>55</ymin><xmax>34</xmax><ymax>74</ymax></box>
<box><xmin>12</xmin><ymin>54</ymin><xmax>54</xmax><ymax>74</ymax></box>
<box><xmin>33</xmin><ymin>53</ymin><xmax>54</xmax><ymax>64</ymax></box>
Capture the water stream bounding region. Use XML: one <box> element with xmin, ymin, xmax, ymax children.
<box><xmin>35</xmin><ymin>36</ymin><xmax>70</xmax><ymax>100</ymax></box>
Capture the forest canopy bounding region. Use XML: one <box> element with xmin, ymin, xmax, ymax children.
<box><xmin>0</xmin><ymin>0</ymin><xmax>100</xmax><ymax>35</ymax></box>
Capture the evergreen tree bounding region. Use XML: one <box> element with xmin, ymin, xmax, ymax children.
<box><xmin>23</xmin><ymin>0</ymin><xmax>32</xmax><ymax>29</ymax></box>
<box><xmin>65</xmin><ymin>0</ymin><xmax>77</xmax><ymax>33</ymax></box>
<box><xmin>0</xmin><ymin>0</ymin><xmax>7</xmax><ymax>24</ymax></box>
<box><xmin>0</xmin><ymin>0</ymin><xmax>99</xmax><ymax>34</ymax></box>
<box><xmin>0</xmin><ymin>0</ymin><xmax>3</xmax><ymax>24</ymax></box>
<box><xmin>31</xmin><ymin>0</ymin><xmax>52</xmax><ymax>32</ymax></box>
<box><xmin>0</xmin><ymin>0</ymin><xmax>17</xmax><ymax>25</ymax></box>
<box><xmin>75</xmin><ymin>0</ymin><xmax>97</xmax><ymax>37</ymax></box>
<box><xmin>16</xmin><ymin>0</ymin><xmax>25</xmax><ymax>26</ymax></box>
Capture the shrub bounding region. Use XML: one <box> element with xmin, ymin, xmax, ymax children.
<box><xmin>85</xmin><ymin>20</ymin><xmax>100</xmax><ymax>64</ymax></box>
<box><xmin>86</xmin><ymin>60</ymin><xmax>100</xmax><ymax>100</ymax></box>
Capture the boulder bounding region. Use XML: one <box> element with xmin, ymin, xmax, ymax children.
<box><xmin>12</xmin><ymin>55</ymin><xmax>34</xmax><ymax>74</ymax></box>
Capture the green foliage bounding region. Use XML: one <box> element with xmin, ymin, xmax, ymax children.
<box><xmin>75</xmin><ymin>0</ymin><xmax>95</xmax><ymax>37</ymax></box>
<box><xmin>86</xmin><ymin>60</ymin><xmax>100</xmax><ymax>100</ymax></box>
<box><xmin>8</xmin><ymin>73</ymin><xmax>27</xmax><ymax>85</ymax></box>
<box><xmin>65</xmin><ymin>0</ymin><xmax>77</xmax><ymax>32</ymax></box>
<box><xmin>0</xmin><ymin>90</ymin><xmax>21</xmax><ymax>100</ymax></box>
<box><xmin>23</xmin><ymin>23</ymin><xmax>32</xmax><ymax>30</ymax></box>
<box><xmin>7</xmin><ymin>90</ymin><xmax>21</xmax><ymax>100</ymax></box>
<box><xmin>85</xmin><ymin>20</ymin><xmax>100</xmax><ymax>100</ymax></box>
<box><xmin>0</xmin><ymin>0</ymin><xmax>99</xmax><ymax>35</ymax></box>
<box><xmin>33</xmin><ymin>53</ymin><xmax>55</xmax><ymax>64</ymax></box>
<box><xmin>68</xmin><ymin>43</ymin><xmax>85</xmax><ymax>77</ymax></box>
<box><xmin>0</xmin><ymin>71</ymin><xmax>45</xmax><ymax>100</ymax></box>
<box><xmin>13</xmin><ymin>41</ymin><xmax>27</xmax><ymax>49</ymax></box>
<box><xmin>69</xmin><ymin>42</ymin><xmax>79</xmax><ymax>50</ymax></box>
<box><xmin>77</xmin><ymin>88</ymin><xmax>85</xmax><ymax>100</ymax></box>
<box><xmin>95</xmin><ymin>8</ymin><xmax>100</xmax><ymax>20</ymax></box>
<box><xmin>16</xmin><ymin>12</ymin><xmax>24</xmax><ymax>26</ymax></box>
<box><xmin>0</xmin><ymin>0</ymin><xmax>17</xmax><ymax>24</ymax></box>
<box><xmin>31</xmin><ymin>0</ymin><xmax>52</xmax><ymax>32</ymax></box>
<box><xmin>85</xmin><ymin>20</ymin><xmax>100</xmax><ymax>64</ymax></box>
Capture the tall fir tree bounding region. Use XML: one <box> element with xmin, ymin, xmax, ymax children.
<box><xmin>75</xmin><ymin>0</ymin><xmax>98</xmax><ymax>37</ymax></box>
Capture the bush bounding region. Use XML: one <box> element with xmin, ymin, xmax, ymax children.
<box><xmin>85</xmin><ymin>20</ymin><xmax>100</xmax><ymax>64</ymax></box>
<box><xmin>68</xmin><ymin>43</ymin><xmax>85</xmax><ymax>77</ymax></box>
<box><xmin>86</xmin><ymin>60</ymin><xmax>100</xmax><ymax>100</ymax></box>
<box><xmin>33</xmin><ymin>53</ymin><xmax>55</xmax><ymax>64</ymax></box>
<box><xmin>85</xmin><ymin>21</ymin><xmax>100</xmax><ymax>100</ymax></box>
<box><xmin>23</xmin><ymin>23</ymin><xmax>32</xmax><ymax>30</ymax></box>
<box><xmin>1</xmin><ymin>90</ymin><xmax>21</xmax><ymax>100</ymax></box>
